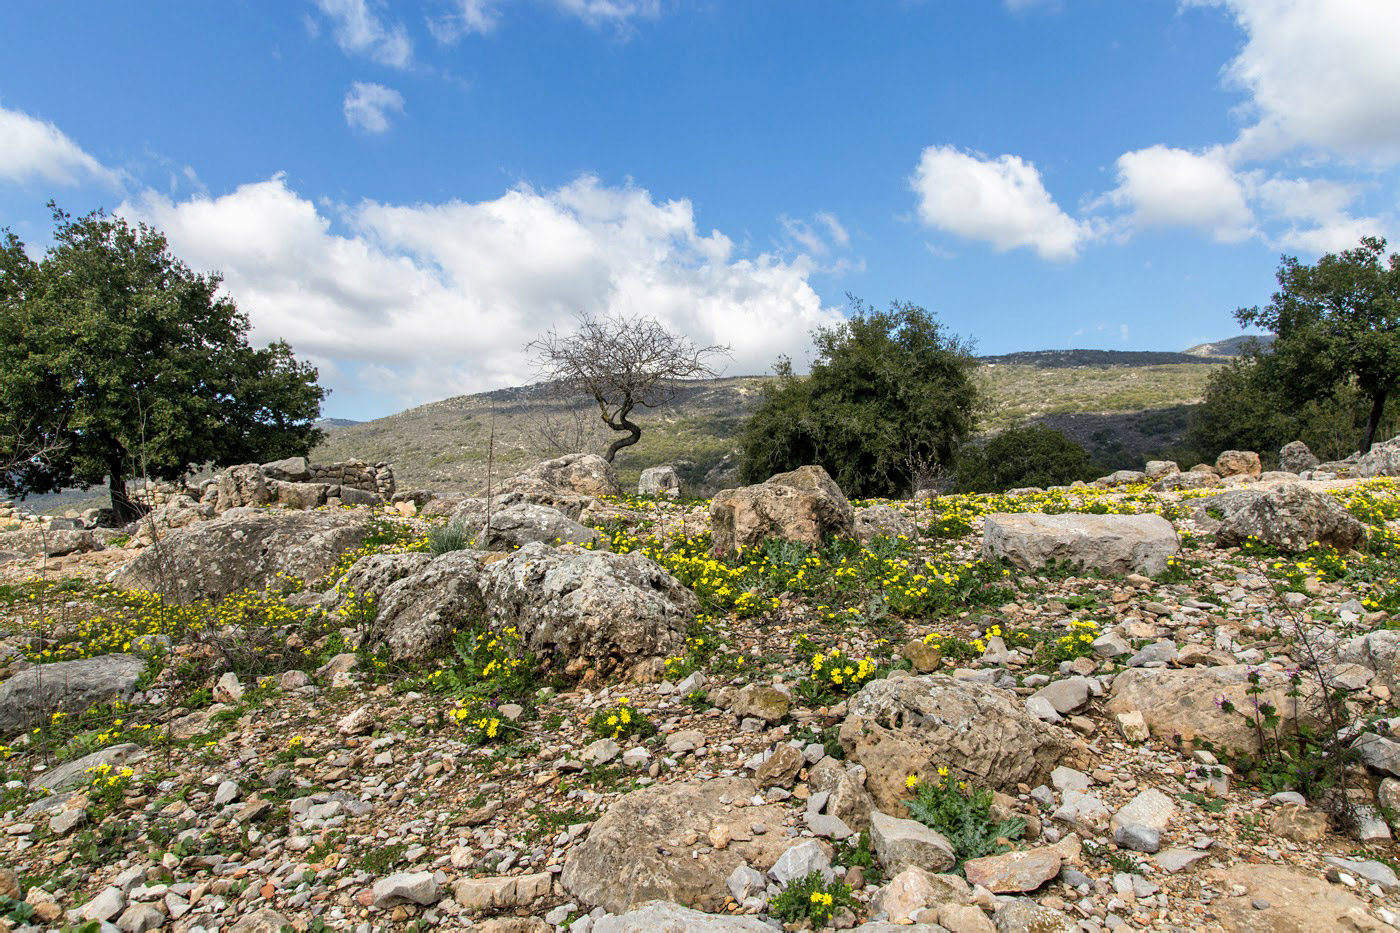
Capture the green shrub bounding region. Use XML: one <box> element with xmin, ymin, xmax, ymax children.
<box><xmin>427</xmin><ymin>520</ymin><xmax>472</xmax><ymax>554</ymax></box>
<box><xmin>904</xmin><ymin>770</ymin><xmax>1025</xmax><ymax>868</ymax></box>
<box><xmin>954</xmin><ymin>424</ymin><xmax>1093</xmax><ymax>493</ymax></box>
<box><xmin>768</xmin><ymin>870</ymin><xmax>855</xmax><ymax>927</ymax></box>
<box><xmin>739</xmin><ymin>298</ymin><xmax>980</xmax><ymax>498</ymax></box>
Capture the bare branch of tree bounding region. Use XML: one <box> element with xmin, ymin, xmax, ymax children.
<box><xmin>527</xmin><ymin>313</ymin><xmax>730</xmax><ymax>463</ymax></box>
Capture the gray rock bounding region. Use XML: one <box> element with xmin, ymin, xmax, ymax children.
<box><xmin>1112</xmin><ymin>788</ymin><xmax>1175</xmax><ymax>831</ymax></box>
<box><xmin>855</xmin><ymin>505</ymin><xmax>917</xmax><ymax>544</ymax></box>
<box><xmin>0</xmin><ymin>655</ymin><xmax>147</xmax><ymax>734</ymax></box>
<box><xmin>373</xmin><ymin>550</ymin><xmax>491</xmax><ymax>662</ymax></box>
<box><xmin>710</xmin><ymin>465</ymin><xmax>856</xmax><ymax>555</ymax></box>
<box><xmin>726</xmin><ymin>865</ymin><xmax>767</xmax><ymax>900</ymax></box>
<box><xmin>840</xmin><ymin>675</ymin><xmax>1072</xmax><ymax>811</ymax></box>
<box><xmin>215</xmin><ymin>463</ymin><xmax>271</xmax><ymax>512</ymax></box>
<box><xmin>1052</xmin><ymin>790</ymin><xmax>1110</xmax><ymax>835</ymax></box>
<box><xmin>1107</xmin><ymin>665</ymin><xmax>1319</xmax><ymax>755</ymax></box>
<box><xmin>1155</xmin><ymin>848</ymin><xmax>1209</xmax><ymax>873</ymax></box>
<box><xmin>1031</xmin><ymin>677</ymin><xmax>1091</xmax><ymax>715</ymax></box>
<box><xmin>869</xmin><ymin>809</ymin><xmax>955</xmax><ymax>874</ymax></box>
<box><xmin>560</xmin><ymin>777</ymin><xmax>795</xmax><ymax>914</ymax></box>
<box><xmin>484</xmin><ymin>542</ymin><xmax>697</xmax><ymax>677</ymax></box>
<box><xmin>1355</xmin><ymin>733</ymin><xmax>1400</xmax><ymax>776</ymax></box>
<box><xmin>0</xmin><ymin>528</ymin><xmax>98</xmax><ymax>558</ymax></box>
<box><xmin>593</xmin><ymin>902</ymin><xmax>773</xmax><ymax>932</ymax></box>
<box><xmin>371</xmin><ymin>871</ymin><xmax>441</xmax><ymax>906</ymax></box>
<box><xmin>1113</xmin><ymin>824</ymin><xmax>1161</xmax><ymax>853</ymax></box>
<box><xmin>638</xmin><ymin>466</ymin><xmax>682</xmax><ymax>499</ymax></box>
<box><xmin>449</xmin><ymin>500</ymin><xmax>601</xmax><ymax>551</ymax></box>
<box><xmin>260</xmin><ymin>456</ymin><xmax>311</xmax><ymax>482</ymax></box>
<box><xmin>501</xmin><ymin>453</ymin><xmax>622</xmax><ymax>499</ymax></box>
<box><xmin>991</xmin><ymin>898</ymin><xmax>1076</xmax><ymax>932</ymax></box>
<box><xmin>111</xmin><ymin>508</ymin><xmax>374</xmax><ymax>601</ymax></box>
<box><xmin>982</xmin><ymin>512</ymin><xmax>1180</xmax><ymax>577</ymax></box>
<box><xmin>769</xmin><ymin>839</ymin><xmax>835</xmax><ymax>885</ymax></box>
<box><xmin>80</xmin><ymin>886</ymin><xmax>126</xmax><ymax>922</ymax></box>
<box><xmin>1215</xmin><ymin>482</ymin><xmax>1366</xmax><ymax>553</ymax></box>
<box><xmin>1323</xmin><ymin>856</ymin><xmax>1400</xmax><ymax>890</ymax></box>
<box><xmin>1279</xmin><ymin>441</ymin><xmax>1320</xmax><ymax>474</ymax></box>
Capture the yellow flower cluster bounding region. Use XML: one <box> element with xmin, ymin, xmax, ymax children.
<box><xmin>810</xmin><ymin>647</ymin><xmax>877</xmax><ymax>693</ymax></box>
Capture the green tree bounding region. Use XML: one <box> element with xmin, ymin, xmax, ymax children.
<box><xmin>954</xmin><ymin>424</ymin><xmax>1093</xmax><ymax>493</ymax></box>
<box><xmin>0</xmin><ymin>206</ymin><xmax>325</xmax><ymax>521</ymax></box>
<box><xmin>1237</xmin><ymin>236</ymin><xmax>1400</xmax><ymax>454</ymax></box>
<box><xmin>740</xmin><ymin>298</ymin><xmax>980</xmax><ymax>498</ymax></box>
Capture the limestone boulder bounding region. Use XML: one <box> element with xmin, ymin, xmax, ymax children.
<box><xmin>1342</xmin><ymin>630</ymin><xmax>1400</xmax><ymax>695</ymax></box>
<box><xmin>501</xmin><ymin>453</ymin><xmax>621</xmax><ymax>499</ymax></box>
<box><xmin>215</xmin><ymin>464</ymin><xmax>271</xmax><ymax>512</ymax></box>
<box><xmin>320</xmin><ymin>551</ymin><xmax>435</xmax><ymax>609</ymax></box>
<box><xmin>1207</xmin><ymin>864</ymin><xmax>1397</xmax><ymax>932</ymax></box>
<box><xmin>1356</xmin><ymin>437</ymin><xmax>1400</xmax><ymax>479</ymax></box>
<box><xmin>270</xmin><ymin>481</ymin><xmax>328</xmax><ymax>511</ymax></box>
<box><xmin>1215</xmin><ymin>450</ymin><xmax>1262</xmax><ymax>479</ymax></box>
<box><xmin>483</xmin><ymin>542</ymin><xmax>696</xmax><ymax>676</ymax></box>
<box><xmin>856</xmin><ymin>505</ymin><xmax>917</xmax><ymax>544</ymax></box>
<box><xmin>373</xmin><ymin>551</ymin><xmax>491</xmax><ymax>661</ymax></box>
<box><xmin>1107</xmin><ymin>665</ymin><xmax>1319</xmax><ymax>754</ymax></box>
<box><xmin>260</xmin><ymin>456</ymin><xmax>311</xmax><ymax>482</ymax></box>
<box><xmin>982</xmin><ymin>513</ymin><xmax>1179</xmax><ymax>577</ymax></box>
<box><xmin>0</xmin><ymin>528</ymin><xmax>99</xmax><ymax>558</ymax></box>
<box><xmin>1214</xmin><ymin>483</ymin><xmax>1366</xmax><ymax>553</ymax></box>
<box><xmin>638</xmin><ymin>466</ymin><xmax>682</xmax><ymax>499</ymax></box>
<box><xmin>592</xmin><ymin>902</ymin><xmax>772</xmax><ymax>932</ymax></box>
<box><xmin>110</xmin><ymin>508</ymin><xmax>374</xmax><ymax>601</ymax></box>
<box><xmin>449</xmin><ymin>501</ymin><xmax>600</xmax><ymax>551</ymax></box>
<box><xmin>129</xmin><ymin>495</ymin><xmax>215</xmax><ymax>546</ymax></box>
<box><xmin>1279</xmin><ymin>441</ymin><xmax>1320</xmax><ymax>474</ymax></box>
<box><xmin>560</xmin><ymin>777</ymin><xmax>795</xmax><ymax>913</ymax></box>
<box><xmin>0</xmin><ymin>655</ymin><xmax>147</xmax><ymax>734</ymax></box>
<box><xmin>1149</xmin><ymin>471</ymin><xmax>1221</xmax><ymax>492</ymax></box>
<box><xmin>710</xmin><ymin>465</ymin><xmax>855</xmax><ymax>555</ymax></box>
<box><xmin>839</xmin><ymin>675</ymin><xmax>1072</xmax><ymax>811</ymax></box>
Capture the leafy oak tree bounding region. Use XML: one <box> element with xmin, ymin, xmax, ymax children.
<box><xmin>740</xmin><ymin>298</ymin><xmax>981</xmax><ymax>498</ymax></box>
<box><xmin>0</xmin><ymin>206</ymin><xmax>325</xmax><ymax>521</ymax></box>
<box><xmin>1237</xmin><ymin>236</ymin><xmax>1400</xmax><ymax>454</ymax></box>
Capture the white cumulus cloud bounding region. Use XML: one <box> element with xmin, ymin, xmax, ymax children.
<box><xmin>1104</xmin><ymin>145</ymin><xmax>1255</xmax><ymax>242</ymax></box>
<box><xmin>314</xmin><ymin>0</ymin><xmax>413</xmax><ymax>68</ymax></box>
<box><xmin>120</xmin><ymin>174</ymin><xmax>843</xmax><ymax>412</ymax></box>
<box><xmin>910</xmin><ymin>145</ymin><xmax>1088</xmax><ymax>261</ymax></box>
<box><xmin>0</xmin><ymin>105</ymin><xmax>120</xmax><ymax>188</ymax></box>
<box><xmin>1189</xmin><ymin>0</ymin><xmax>1400</xmax><ymax>161</ymax></box>
<box><xmin>343</xmin><ymin>82</ymin><xmax>405</xmax><ymax>134</ymax></box>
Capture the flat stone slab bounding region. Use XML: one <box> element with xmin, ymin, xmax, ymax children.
<box><xmin>983</xmin><ymin>513</ymin><xmax>1180</xmax><ymax>577</ymax></box>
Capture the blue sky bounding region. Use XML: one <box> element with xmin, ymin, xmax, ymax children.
<box><xmin>3</xmin><ymin>0</ymin><xmax>1399</xmax><ymax>420</ymax></box>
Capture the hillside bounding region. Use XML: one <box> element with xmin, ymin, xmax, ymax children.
<box><xmin>1184</xmin><ymin>334</ymin><xmax>1275</xmax><ymax>357</ymax></box>
<box><xmin>314</xmin><ymin>358</ymin><xmax>1224</xmax><ymax>493</ymax></box>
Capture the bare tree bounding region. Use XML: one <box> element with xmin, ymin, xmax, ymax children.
<box><xmin>527</xmin><ymin>313</ymin><xmax>729</xmax><ymax>463</ymax></box>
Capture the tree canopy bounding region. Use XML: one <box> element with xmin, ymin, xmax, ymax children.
<box><xmin>954</xmin><ymin>424</ymin><xmax>1093</xmax><ymax>493</ymax></box>
<box><xmin>0</xmin><ymin>206</ymin><xmax>325</xmax><ymax>520</ymax></box>
<box><xmin>1236</xmin><ymin>236</ymin><xmax>1400</xmax><ymax>454</ymax></box>
<box><xmin>739</xmin><ymin>298</ymin><xmax>980</xmax><ymax>498</ymax></box>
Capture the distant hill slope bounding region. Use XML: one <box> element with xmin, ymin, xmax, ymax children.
<box><xmin>979</xmin><ymin>349</ymin><xmax>1215</xmax><ymax>367</ymax></box>
<box><xmin>1184</xmin><ymin>334</ymin><xmax>1275</xmax><ymax>357</ymax></box>
<box><xmin>313</xmin><ymin>358</ymin><xmax>1224</xmax><ymax>493</ymax></box>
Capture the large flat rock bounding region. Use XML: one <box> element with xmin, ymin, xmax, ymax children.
<box><xmin>982</xmin><ymin>513</ymin><xmax>1179</xmax><ymax>577</ymax></box>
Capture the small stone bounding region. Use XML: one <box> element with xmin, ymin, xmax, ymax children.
<box><xmin>869</xmin><ymin>809</ymin><xmax>955</xmax><ymax>874</ymax></box>
<box><xmin>1113</xmin><ymin>824</ymin><xmax>1160</xmax><ymax>853</ymax></box>
<box><xmin>213</xmin><ymin>671</ymin><xmax>243</xmax><ymax>704</ymax></box>
<box><xmin>372</xmin><ymin>871</ymin><xmax>441</xmax><ymax>907</ymax></box>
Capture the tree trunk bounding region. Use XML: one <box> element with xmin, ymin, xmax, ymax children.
<box><xmin>1362</xmin><ymin>391</ymin><xmax>1388</xmax><ymax>455</ymax></box>
<box><xmin>604</xmin><ymin>413</ymin><xmax>642</xmax><ymax>463</ymax></box>
<box><xmin>108</xmin><ymin>457</ymin><xmax>141</xmax><ymax>525</ymax></box>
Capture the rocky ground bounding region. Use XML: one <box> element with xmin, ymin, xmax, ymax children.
<box><xmin>0</xmin><ymin>451</ymin><xmax>1398</xmax><ymax>932</ymax></box>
